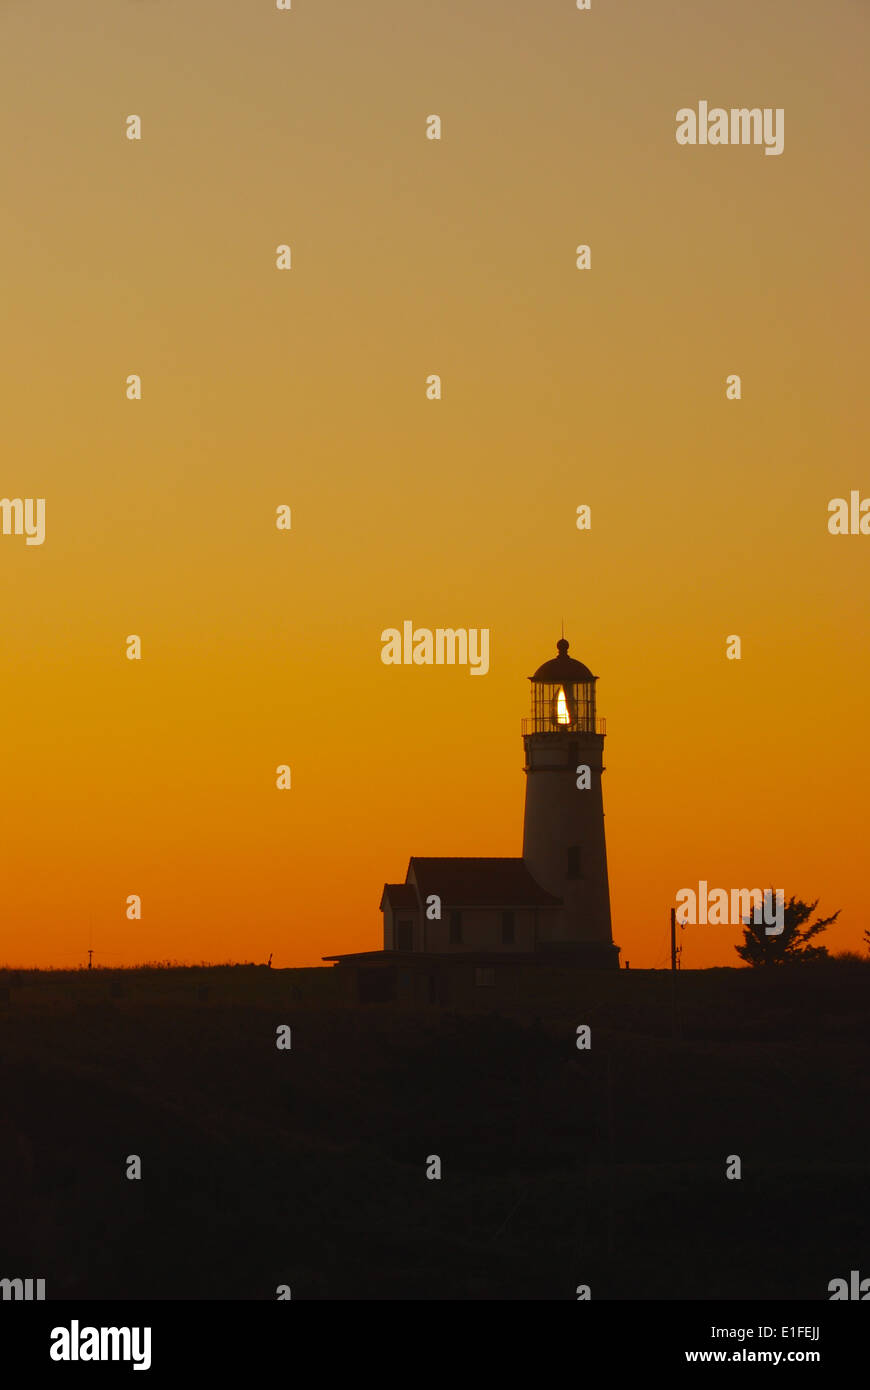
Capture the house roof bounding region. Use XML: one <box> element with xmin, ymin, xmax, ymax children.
<box><xmin>379</xmin><ymin>883</ymin><xmax>419</xmax><ymax>911</ymax></box>
<box><xmin>323</xmin><ymin>950</ymin><xmax>549</xmax><ymax>966</ymax></box>
<box><xmin>408</xmin><ymin>857</ymin><xmax>561</xmax><ymax>908</ymax></box>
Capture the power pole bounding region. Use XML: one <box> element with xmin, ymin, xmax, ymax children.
<box><xmin>669</xmin><ymin>908</ymin><xmax>681</xmax><ymax>1039</ymax></box>
<box><xmin>87</xmin><ymin>949</ymin><xmax>93</xmax><ymax>970</ymax></box>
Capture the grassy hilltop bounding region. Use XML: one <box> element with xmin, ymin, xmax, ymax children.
<box><xmin>0</xmin><ymin>962</ymin><xmax>867</xmax><ymax>1300</ymax></box>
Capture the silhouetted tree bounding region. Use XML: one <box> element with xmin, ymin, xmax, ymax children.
<box><xmin>863</xmin><ymin>928</ymin><xmax>870</xmax><ymax>955</ymax></box>
<box><xmin>735</xmin><ymin>894</ymin><xmax>839</xmax><ymax>967</ymax></box>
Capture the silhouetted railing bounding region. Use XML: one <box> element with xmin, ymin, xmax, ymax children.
<box><xmin>521</xmin><ymin>716</ymin><xmax>606</xmax><ymax>736</ymax></box>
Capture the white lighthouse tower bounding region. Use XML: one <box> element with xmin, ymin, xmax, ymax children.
<box><xmin>522</xmin><ymin>638</ymin><xmax>618</xmax><ymax>967</ymax></box>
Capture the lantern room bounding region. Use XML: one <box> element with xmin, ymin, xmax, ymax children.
<box><xmin>523</xmin><ymin>638</ymin><xmax>601</xmax><ymax>734</ymax></box>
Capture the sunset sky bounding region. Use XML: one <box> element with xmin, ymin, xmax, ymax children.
<box><xmin>1</xmin><ymin>0</ymin><xmax>867</xmax><ymax>969</ymax></box>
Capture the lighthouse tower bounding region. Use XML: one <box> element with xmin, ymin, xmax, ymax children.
<box><xmin>522</xmin><ymin>638</ymin><xmax>618</xmax><ymax>967</ymax></box>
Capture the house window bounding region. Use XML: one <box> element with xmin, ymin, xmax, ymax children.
<box><xmin>397</xmin><ymin>920</ymin><xmax>413</xmax><ymax>951</ymax></box>
<box><xmin>474</xmin><ymin>967</ymin><xmax>495</xmax><ymax>987</ymax></box>
<box><xmin>449</xmin><ymin>911</ymin><xmax>463</xmax><ymax>944</ymax></box>
<box><xmin>566</xmin><ymin>845</ymin><xmax>581</xmax><ymax>879</ymax></box>
<box><xmin>501</xmin><ymin>911</ymin><xmax>515</xmax><ymax>944</ymax></box>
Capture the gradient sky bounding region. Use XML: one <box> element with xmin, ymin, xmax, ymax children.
<box><xmin>1</xmin><ymin>0</ymin><xmax>867</xmax><ymax>968</ymax></box>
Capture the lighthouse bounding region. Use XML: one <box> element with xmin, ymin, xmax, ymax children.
<box><xmin>521</xmin><ymin>638</ymin><xmax>617</xmax><ymax>966</ymax></box>
<box><xmin>328</xmin><ymin>634</ymin><xmax>620</xmax><ymax>998</ymax></box>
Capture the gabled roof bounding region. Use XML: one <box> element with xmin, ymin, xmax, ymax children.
<box><xmin>408</xmin><ymin>857</ymin><xmax>561</xmax><ymax>908</ymax></box>
<box><xmin>379</xmin><ymin>883</ymin><xmax>419</xmax><ymax>911</ymax></box>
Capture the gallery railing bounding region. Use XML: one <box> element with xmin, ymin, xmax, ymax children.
<box><xmin>521</xmin><ymin>716</ymin><xmax>606</xmax><ymax>736</ymax></box>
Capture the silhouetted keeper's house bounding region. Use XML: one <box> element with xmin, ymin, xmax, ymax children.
<box><xmin>325</xmin><ymin>638</ymin><xmax>620</xmax><ymax>1002</ymax></box>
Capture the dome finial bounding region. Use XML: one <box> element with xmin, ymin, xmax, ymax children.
<box><xmin>529</xmin><ymin>636</ymin><xmax>594</xmax><ymax>684</ymax></box>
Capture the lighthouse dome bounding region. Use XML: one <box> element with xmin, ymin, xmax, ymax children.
<box><xmin>530</xmin><ymin>638</ymin><xmax>595</xmax><ymax>684</ymax></box>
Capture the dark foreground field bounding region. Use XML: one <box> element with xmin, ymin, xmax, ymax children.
<box><xmin>1</xmin><ymin>962</ymin><xmax>867</xmax><ymax>1300</ymax></box>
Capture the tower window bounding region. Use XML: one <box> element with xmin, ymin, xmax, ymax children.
<box><xmin>397</xmin><ymin>920</ymin><xmax>413</xmax><ymax>951</ymax></box>
<box><xmin>501</xmin><ymin>911</ymin><xmax>515</xmax><ymax>944</ymax></box>
<box><xmin>566</xmin><ymin>845</ymin><xmax>581</xmax><ymax>879</ymax></box>
<box><xmin>449</xmin><ymin>911</ymin><xmax>463</xmax><ymax>944</ymax></box>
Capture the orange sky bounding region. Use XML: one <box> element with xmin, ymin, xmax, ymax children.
<box><xmin>0</xmin><ymin>1</ymin><xmax>867</xmax><ymax>968</ymax></box>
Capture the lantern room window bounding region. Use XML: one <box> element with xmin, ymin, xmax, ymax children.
<box><xmin>522</xmin><ymin>639</ymin><xmax>603</xmax><ymax>736</ymax></box>
<box><xmin>529</xmin><ymin>679</ymin><xmax>596</xmax><ymax>732</ymax></box>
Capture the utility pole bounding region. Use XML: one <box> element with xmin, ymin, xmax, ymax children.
<box><xmin>669</xmin><ymin>908</ymin><xmax>681</xmax><ymax>1039</ymax></box>
<box><xmin>87</xmin><ymin>949</ymin><xmax>93</xmax><ymax>970</ymax></box>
